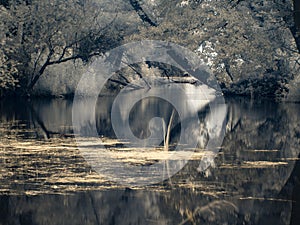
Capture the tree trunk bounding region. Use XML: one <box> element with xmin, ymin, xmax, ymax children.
<box><xmin>27</xmin><ymin>62</ymin><xmax>49</xmax><ymax>91</ymax></box>
<box><xmin>27</xmin><ymin>50</ymin><xmax>54</xmax><ymax>91</ymax></box>
<box><xmin>129</xmin><ymin>0</ymin><xmax>157</xmax><ymax>27</ymax></box>
<box><xmin>294</xmin><ymin>0</ymin><xmax>300</xmax><ymax>29</ymax></box>
<box><xmin>293</xmin><ymin>0</ymin><xmax>300</xmax><ymax>52</ymax></box>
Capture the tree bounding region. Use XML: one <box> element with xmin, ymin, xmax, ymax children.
<box><xmin>129</xmin><ymin>0</ymin><xmax>158</xmax><ymax>27</ymax></box>
<box><xmin>1</xmin><ymin>0</ymin><xmax>121</xmax><ymax>94</ymax></box>
<box><xmin>293</xmin><ymin>0</ymin><xmax>300</xmax><ymax>51</ymax></box>
<box><xmin>0</xmin><ymin>5</ymin><xmax>19</xmax><ymax>94</ymax></box>
<box><xmin>127</xmin><ymin>0</ymin><xmax>299</xmax><ymax>98</ymax></box>
<box><xmin>294</xmin><ymin>0</ymin><xmax>300</xmax><ymax>30</ymax></box>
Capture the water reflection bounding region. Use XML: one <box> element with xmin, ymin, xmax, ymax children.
<box><xmin>0</xmin><ymin>189</ymin><xmax>294</xmax><ymax>225</ymax></box>
<box><xmin>0</xmin><ymin>95</ymin><xmax>300</xmax><ymax>224</ymax></box>
<box><xmin>73</xmin><ymin>85</ymin><xmax>227</xmax><ymax>186</ymax></box>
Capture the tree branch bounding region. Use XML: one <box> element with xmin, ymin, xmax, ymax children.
<box><xmin>129</xmin><ymin>0</ymin><xmax>158</xmax><ymax>27</ymax></box>
<box><xmin>126</xmin><ymin>63</ymin><xmax>152</xmax><ymax>89</ymax></box>
<box><xmin>27</xmin><ymin>48</ymin><xmax>54</xmax><ymax>90</ymax></box>
<box><xmin>108</xmin><ymin>78</ymin><xmax>144</xmax><ymax>90</ymax></box>
<box><xmin>31</xmin><ymin>47</ymin><xmax>45</xmax><ymax>82</ymax></box>
<box><xmin>48</xmin><ymin>51</ymin><xmax>102</xmax><ymax>65</ymax></box>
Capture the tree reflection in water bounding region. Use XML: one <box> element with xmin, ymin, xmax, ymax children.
<box><xmin>0</xmin><ymin>95</ymin><xmax>299</xmax><ymax>225</ymax></box>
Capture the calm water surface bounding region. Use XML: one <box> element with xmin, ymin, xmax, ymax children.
<box><xmin>0</xmin><ymin>92</ymin><xmax>300</xmax><ymax>225</ymax></box>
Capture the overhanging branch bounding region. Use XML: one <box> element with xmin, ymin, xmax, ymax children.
<box><xmin>129</xmin><ymin>0</ymin><xmax>158</xmax><ymax>27</ymax></box>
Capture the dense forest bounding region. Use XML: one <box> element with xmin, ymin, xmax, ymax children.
<box><xmin>0</xmin><ymin>0</ymin><xmax>300</xmax><ymax>100</ymax></box>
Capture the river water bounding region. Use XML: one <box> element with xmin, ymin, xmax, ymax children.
<box><xmin>0</xmin><ymin>90</ymin><xmax>300</xmax><ymax>224</ymax></box>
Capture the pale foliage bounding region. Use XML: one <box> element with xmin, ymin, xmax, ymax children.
<box><xmin>0</xmin><ymin>0</ymin><xmax>119</xmax><ymax>93</ymax></box>
<box><xmin>127</xmin><ymin>0</ymin><xmax>300</xmax><ymax>97</ymax></box>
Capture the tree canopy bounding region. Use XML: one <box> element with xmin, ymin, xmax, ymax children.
<box><xmin>0</xmin><ymin>0</ymin><xmax>122</xmax><ymax>95</ymax></box>
<box><xmin>0</xmin><ymin>0</ymin><xmax>299</xmax><ymax>99</ymax></box>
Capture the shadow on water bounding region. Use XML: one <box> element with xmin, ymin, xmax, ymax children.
<box><xmin>0</xmin><ymin>94</ymin><xmax>300</xmax><ymax>224</ymax></box>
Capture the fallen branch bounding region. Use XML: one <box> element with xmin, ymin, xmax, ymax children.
<box><xmin>108</xmin><ymin>78</ymin><xmax>144</xmax><ymax>90</ymax></box>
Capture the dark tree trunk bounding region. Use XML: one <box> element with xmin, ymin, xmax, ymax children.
<box><xmin>27</xmin><ymin>64</ymin><xmax>48</xmax><ymax>91</ymax></box>
<box><xmin>294</xmin><ymin>0</ymin><xmax>300</xmax><ymax>29</ymax></box>
<box><xmin>293</xmin><ymin>0</ymin><xmax>300</xmax><ymax>52</ymax></box>
<box><xmin>129</xmin><ymin>0</ymin><xmax>158</xmax><ymax>27</ymax></box>
<box><xmin>27</xmin><ymin>50</ymin><xmax>54</xmax><ymax>91</ymax></box>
